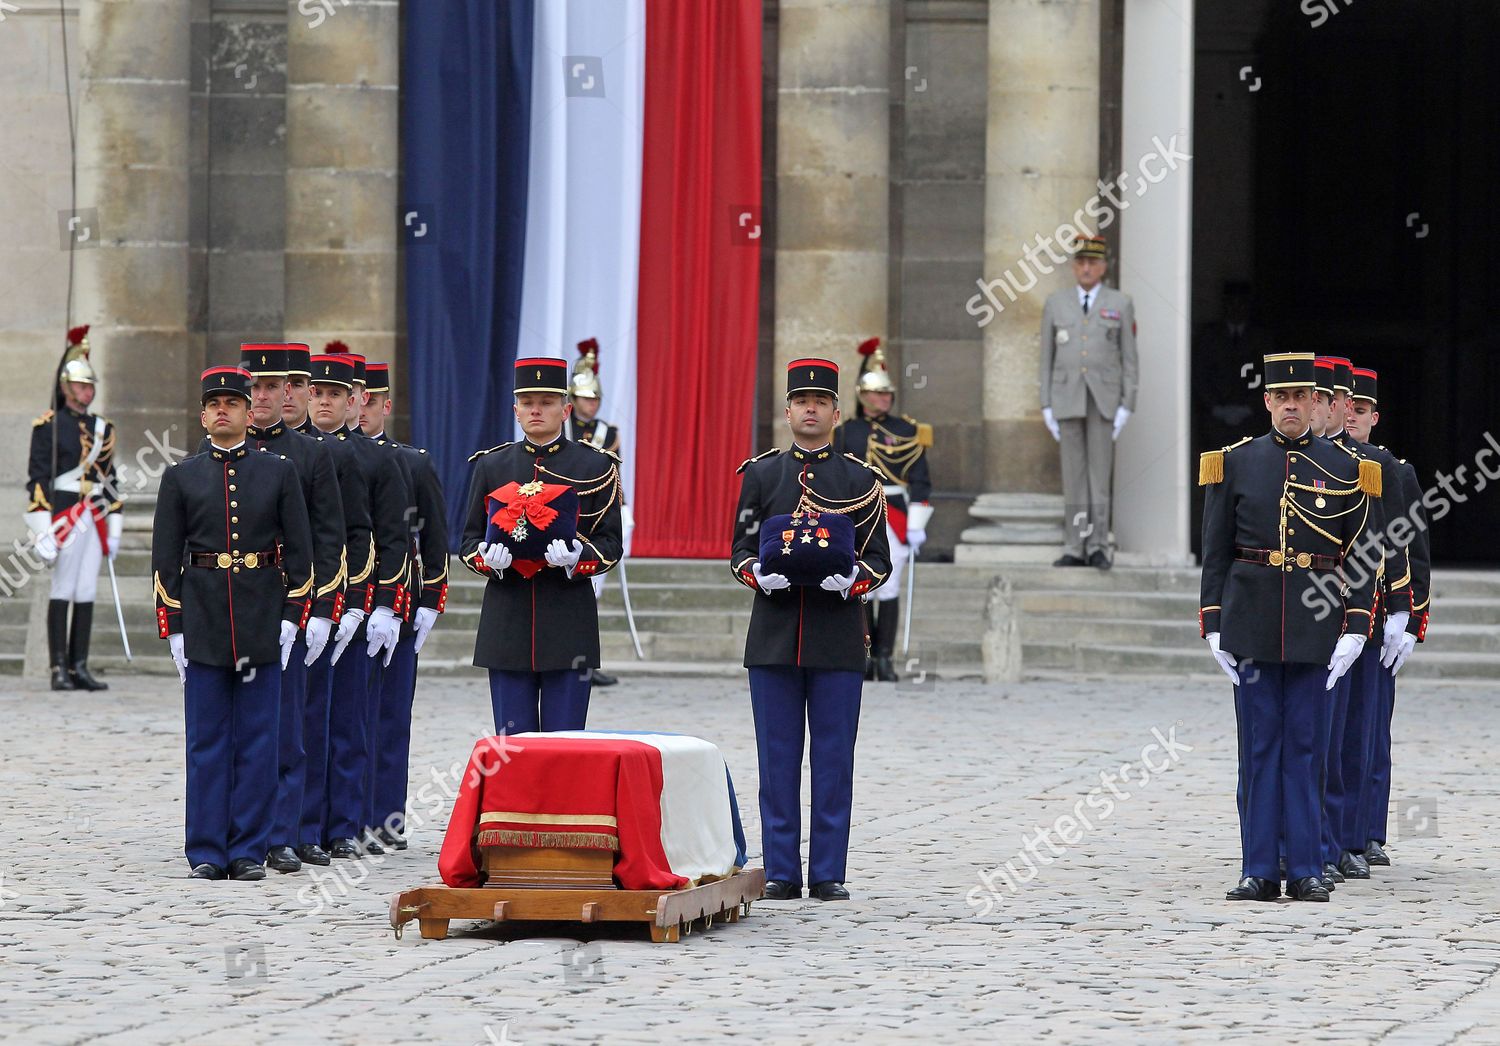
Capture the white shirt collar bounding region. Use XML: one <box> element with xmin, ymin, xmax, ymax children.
<box><xmin>1078</xmin><ymin>284</ymin><xmax>1099</xmax><ymax>309</ymax></box>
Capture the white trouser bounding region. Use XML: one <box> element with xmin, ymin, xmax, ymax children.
<box><xmin>871</xmin><ymin>522</ymin><xmax>907</xmax><ymax>603</ymax></box>
<box><xmin>52</xmin><ymin>520</ymin><xmax>104</xmax><ymax>603</ymax></box>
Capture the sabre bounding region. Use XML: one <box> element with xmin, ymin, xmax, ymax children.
<box><xmin>901</xmin><ymin>544</ymin><xmax>916</xmax><ymax>657</ymax></box>
<box><xmin>615</xmin><ymin>557</ymin><xmax>644</xmax><ymax>660</ymax></box>
<box><xmin>107</xmin><ymin>556</ymin><xmax>132</xmax><ymax>662</ymax></box>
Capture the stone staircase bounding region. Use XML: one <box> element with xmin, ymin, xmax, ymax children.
<box><xmin>2</xmin><ymin>510</ymin><xmax>1496</xmax><ymax>682</ymax></box>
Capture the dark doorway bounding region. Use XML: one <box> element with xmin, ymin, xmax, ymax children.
<box><xmin>1190</xmin><ymin>0</ymin><xmax>1500</xmax><ymax>564</ymax></box>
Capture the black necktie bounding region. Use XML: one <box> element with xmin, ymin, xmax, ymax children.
<box><xmin>1082</xmin><ymin>293</ymin><xmax>1090</xmax><ymax>314</ymax></box>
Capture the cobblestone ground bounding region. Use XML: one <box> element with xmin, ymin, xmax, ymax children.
<box><xmin>3</xmin><ymin>668</ymin><xmax>1500</xmax><ymax>1045</ymax></box>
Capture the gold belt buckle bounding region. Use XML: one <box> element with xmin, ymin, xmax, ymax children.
<box><xmin>1296</xmin><ymin>552</ymin><xmax>1312</xmax><ymax>569</ymax></box>
<box><xmin>243</xmin><ymin>552</ymin><xmax>260</xmax><ymax>569</ymax></box>
<box><xmin>1267</xmin><ymin>550</ymin><xmax>1284</xmax><ymax>567</ymax></box>
<box><xmin>216</xmin><ymin>552</ymin><xmax>233</xmax><ymax>569</ymax></box>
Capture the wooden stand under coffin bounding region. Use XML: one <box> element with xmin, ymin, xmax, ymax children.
<box><xmin>391</xmin><ymin>844</ymin><xmax>766</xmax><ymax>944</ymax></box>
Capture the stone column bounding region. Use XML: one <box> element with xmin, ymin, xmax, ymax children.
<box><xmin>774</xmin><ymin>0</ymin><xmax>889</xmax><ymax>402</ymax></box>
<box><xmin>283</xmin><ymin>0</ymin><xmax>399</xmax><ymax>368</ymax></box>
<box><xmin>76</xmin><ymin>0</ymin><xmax>195</xmax><ymax>454</ymax></box>
<box><xmin>978</xmin><ymin>0</ymin><xmax>1099</xmax><ymax>493</ymax></box>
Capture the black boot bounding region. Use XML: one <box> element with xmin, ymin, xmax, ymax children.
<box><xmin>863</xmin><ymin>602</ymin><xmax>877</xmax><ymax>681</ymax></box>
<box><xmin>48</xmin><ymin>600</ymin><xmax>74</xmax><ymax>691</ymax></box>
<box><xmin>68</xmin><ymin>603</ymin><xmax>108</xmax><ymax>691</ymax></box>
<box><xmin>874</xmin><ymin>601</ymin><xmax>900</xmax><ymax>683</ymax></box>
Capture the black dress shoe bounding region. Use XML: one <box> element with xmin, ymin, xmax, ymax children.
<box><xmin>70</xmin><ymin>662</ymin><xmax>109</xmax><ymax>691</ymax></box>
<box><xmin>1226</xmin><ymin>876</ymin><xmax>1280</xmax><ymax>901</ymax></box>
<box><xmin>1087</xmin><ymin>550</ymin><xmax>1112</xmax><ymax>571</ymax></box>
<box><xmin>810</xmin><ymin>881</ymin><xmax>850</xmax><ymax>901</ymax></box>
<box><xmin>1052</xmin><ymin>554</ymin><xmax>1088</xmax><ymax>567</ymax></box>
<box><xmin>50</xmin><ymin>665</ymin><xmax>76</xmax><ymax>691</ymax></box>
<box><xmin>378</xmin><ymin>829</ymin><xmax>408</xmax><ymax>851</ymax></box>
<box><xmin>328</xmin><ymin>837</ymin><xmax>359</xmax><ymax>859</ymax></box>
<box><xmin>1365</xmin><ymin>840</ymin><xmax>1390</xmax><ymax>866</ymax></box>
<box><xmin>762</xmin><ymin>880</ymin><xmax>801</xmax><ymax>900</ymax></box>
<box><xmin>296</xmin><ymin>843</ymin><xmax>332</xmax><ymax>866</ymax></box>
<box><xmin>358</xmin><ymin>833</ymin><xmax>385</xmax><ymax>856</ymax></box>
<box><xmin>1320</xmin><ymin>872</ymin><xmax>1337</xmax><ymax>892</ymax></box>
<box><xmin>189</xmin><ymin>863</ymin><xmax>226</xmax><ymax>880</ymax></box>
<box><xmin>1337</xmin><ymin>850</ymin><xmax>1371</xmax><ymax>879</ymax></box>
<box><xmin>1287</xmin><ymin>876</ymin><xmax>1330</xmax><ymax>902</ymax></box>
<box><xmin>875</xmin><ymin>657</ymin><xmax>899</xmax><ymax>683</ymax></box>
<box><xmin>266</xmin><ymin>846</ymin><xmax>302</xmax><ymax>873</ymax></box>
<box><xmin>228</xmin><ymin>858</ymin><xmax>266</xmax><ymax>882</ymax></box>
<box><xmin>591</xmin><ymin>670</ymin><xmax>618</xmax><ymax>687</ymax></box>
<box><xmin>1323</xmin><ymin>861</ymin><xmax>1346</xmax><ymax>884</ymax></box>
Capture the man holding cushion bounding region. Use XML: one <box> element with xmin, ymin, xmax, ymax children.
<box><xmin>460</xmin><ymin>357</ymin><xmax>624</xmax><ymax>735</ymax></box>
<box><xmin>731</xmin><ymin>358</ymin><xmax>892</xmax><ymax>902</ymax></box>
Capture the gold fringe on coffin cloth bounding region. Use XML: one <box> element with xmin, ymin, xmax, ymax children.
<box><xmin>476</xmin><ymin>829</ymin><xmax>619</xmax><ymax>850</ymax></box>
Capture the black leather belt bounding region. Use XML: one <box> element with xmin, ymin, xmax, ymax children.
<box><xmin>190</xmin><ymin>550</ymin><xmax>281</xmax><ymax>570</ymax></box>
<box><xmin>1235</xmin><ymin>546</ymin><xmax>1339</xmax><ymax>571</ymax></box>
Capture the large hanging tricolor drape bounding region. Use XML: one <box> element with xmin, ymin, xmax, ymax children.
<box><xmin>403</xmin><ymin>0</ymin><xmax>762</xmax><ymax>558</ymax></box>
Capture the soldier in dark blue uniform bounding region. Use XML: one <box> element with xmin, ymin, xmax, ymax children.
<box><xmin>305</xmin><ymin>353</ymin><xmax>411</xmax><ymax>858</ymax></box>
<box><xmin>1199</xmin><ymin>352</ymin><xmax>1378</xmax><ymax>902</ymax></box>
<box><xmin>220</xmin><ymin>346</ymin><xmax>348</xmax><ymax>874</ymax></box>
<box><xmin>361</xmin><ymin>361</ymin><xmax>450</xmax><ymax>850</ymax></box>
<box><xmin>833</xmin><ymin>337</ymin><xmax>933</xmax><ymax>681</ymax></box>
<box><xmin>1343</xmin><ymin>365</ymin><xmax>1430</xmax><ymax>868</ymax></box>
<box><xmin>26</xmin><ymin>325</ymin><xmax>124</xmax><ymax>691</ymax></box>
<box><xmin>460</xmin><ymin>357</ymin><xmax>624</xmax><ymax>734</ymax></box>
<box><xmin>152</xmin><ymin>367</ymin><xmax>315</xmax><ymax>881</ymax></box>
<box><xmin>731</xmin><ymin>358</ymin><xmax>891</xmax><ymax>902</ymax></box>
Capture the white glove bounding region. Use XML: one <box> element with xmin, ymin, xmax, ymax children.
<box><xmin>365</xmin><ymin>606</ymin><xmax>400</xmax><ymax>666</ymax></box>
<box><xmin>906</xmin><ymin>529</ymin><xmax>926</xmax><ymax>554</ymax></box>
<box><xmin>25</xmin><ymin>511</ymin><xmax>57</xmax><ymax>564</ymax></box>
<box><xmin>331</xmin><ymin>607</ymin><xmax>366</xmax><ymax>665</ymax></box>
<box><xmin>1042</xmin><ymin>407</ymin><xmax>1060</xmax><ymax>442</ymax></box>
<box><xmin>1389</xmin><ymin>632</ymin><xmax>1417</xmax><ymax>676</ymax></box>
<box><xmin>1112</xmin><ymin>405</ymin><xmax>1132</xmax><ymax>441</ymax></box>
<box><xmin>106</xmin><ymin>513</ymin><xmax>124</xmax><ymax>560</ymax></box>
<box><xmin>280</xmin><ymin>620</ymin><xmax>298</xmax><ymax>670</ymax></box>
<box><xmin>477</xmin><ymin>541</ymin><xmax>512</xmax><ymax>576</ymax></box>
<box><xmin>1326</xmin><ymin>633</ymin><xmax>1367</xmax><ymax>690</ymax></box>
<box><xmin>1206</xmin><ymin>632</ymin><xmax>1239</xmax><ymax>685</ymax></box>
<box><xmin>820</xmin><ymin>567</ymin><xmax>859</xmax><ymax>599</ymax></box>
<box><xmin>751</xmin><ymin>561</ymin><xmax>790</xmax><ymax>595</ymax></box>
<box><xmin>1381</xmin><ymin>612</ymin><xmax>1410</xmax><ymax>667</ymax></box>
<box><xmin>412</xmin><ymin>606</ymin><xmax>439</xmax><ymax>654</ymax></box>
<box><xmin>545</xmin><ymin>538</ymin><xmax>584</xmax><ymax>575</ymax></box>
<box><xmin>168</xmin><ymin>633</ymin><xmax>188</xmax><ymax>685</ymax></box>
<box><xmin>304</xmin><ymin>616</ymin><xmax>333</xmax><ymax>666</ymax></box>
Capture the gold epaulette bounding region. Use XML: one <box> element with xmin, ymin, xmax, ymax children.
<box><xmin>1358</xmin><ymin>458</ymin><xmax>1382</xmax><ymax>497</ymax></box>
<box><xmin>578</xmin><ymin>442</ymin><xmax>622</xmax><ymax>464</ymax></box>
<box><xmin>468</xmin><ymin>442</ymin><xmax>513</xmax><ymax>463</ymax></box>
<box><xmin>1198</xmin><ymin>436</ymin><xmax>1251</xmax><ymax>486</ymax></box>
<box><xmin>915</xmin><ymin>422</ymin><xmax>933</xmax><ymax>448</ymax></box>
<box><xmin>736</xmin><ymin>448</ymin><xmax>779</xmax><ymax>474</ymax></box>
<box><xmin>33</xmin><ymin>410</ymin><xmax>54</xmax><ymax>427</ymax></box>
<box><xmin>844</xmin><ymin>452</ymin><xmax>882</xmax><ymax>473</ymax></box>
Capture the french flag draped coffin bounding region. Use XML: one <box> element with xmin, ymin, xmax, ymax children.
<box><xmin>403</xmin><ymin>0</ymin><xmax>762</xmax><ymax>558</ymax></box>
<box><xmin>439</xmin><ymin>732</ymin><xmax>749</xmax><ymax>892</ymax></box>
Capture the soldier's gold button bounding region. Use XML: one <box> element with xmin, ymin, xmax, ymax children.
<box><xmin>1289</xmin><ymin>456</ymin><xmax>1297</xmax><ymax>462</ymax></box>
<box><xmin>233</xmin><ymin>567</ymin><xmax>241</xmax><ymax>574</ymax></box>
<box><xmin>1081</xmin><ymin>367</ymin><xmax>1088</xmax><ymax>374</ymax></box>
<box><xmin>229</xmin><ymin>469</ymin><xmax>236</xmax><ymax>476</ymax></box>
<box><xmin>232</xmin><ymin>516</ymin><xmax>239</xmax><ymax>523</ymax></box>
<box><xmin>1288</xmin><ymin>528</ymin><xmax>1296</xmax><ymax>535</ymax></box>
<box><xmin>1289</xmin><ymin>474</ymin><xmax>1297</xmax><ymax>481</ymax></box>
<box><xmin>806</xmin><ymin>472</ymin><xmax>814</xmax><ymax>478</ymax></box>
<box><xmin>232</xmin><ymin>533</ymin><xmax>240</xmax><ymax>540</ymax></box>
<box><xmin>229</xmin><ymin>485</ymin><xmax>237</xmax><ymax>492</ymax></box>
<box><xmin>231</xmin><ymin>501</ymin><xmax>238</xmax><ymax>508</ymax></box>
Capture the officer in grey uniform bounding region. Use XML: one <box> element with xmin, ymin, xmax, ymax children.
<box><xmin>1039</xmin><ymin>235</ymin><xmax>1138</xmax><ymax>569</ymax></box>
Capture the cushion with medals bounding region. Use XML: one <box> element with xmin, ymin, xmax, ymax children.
<box><xmin>758</xmin><ymin>510</ymin><xmax>856</xmax><ymax>586</ymax></box>
<box><xmin>485</xmin><ymin>480</ymin><xmax>580</xmax><ymax>579</ymax></box>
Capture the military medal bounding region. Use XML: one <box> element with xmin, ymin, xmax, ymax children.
<box><xmin>1313</xmin><ymin>478</ymin><xmax>1326</xmax><ymax>509</ymax></box>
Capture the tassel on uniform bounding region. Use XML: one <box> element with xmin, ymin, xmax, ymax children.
<box><xmin>1199</xmin><ymin>449</ymin><xmax>1224</xmax><ymax>486</ymax></box>
<box><xmin>1358</xmin><ymin>458</ymin><xmax>1382</xmax><ymax>497</ymax></box>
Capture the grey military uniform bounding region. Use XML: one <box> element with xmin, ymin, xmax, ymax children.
<box><xmin>1039</xmin><ymin>284</ymin><xmax>1139</xmax><ymax>559</ymax></box>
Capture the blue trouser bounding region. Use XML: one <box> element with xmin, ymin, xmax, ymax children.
<box><xmin>748</xmin><ymin>666</ymin><xmax>863</xmax><ymax>888</ymax></box>
<box><xmin>488</xmin><ymin>668</ymin><xmax>591</xmax><ymax>735</ymax></box>
<box><xmin>1366</xmin><ymin>660</ymin><xmax>1396</xmax><ymax>845</ymax></box>
<box><xmin>1235</xmin><ymin>662</ymin><xmax>1325</xmax><ymax>883</ymax></box>
<box><xmin>1340</xmin><ymin>639</ymin><xmax>1384</xmax><ymax>852</ymax></box>
<box><xmin>183</xmin><ymin>661</ymin><xmax>281</xmax><ymax>869</ymax></box>
<box><xmin>370</xmin><ymin>632</ymin><xmax>419</xmax><ymax>836</ymax></box>
<box><xmin>324</xmin><ymin>620</ymin><xmax>373</xmax><ymax>841</ymax></box>
<box><xmin>268</xmin><ymin>637</ymin><xmax>308</xmax><ymax>848</ymax></box>
<box><xmin>299</xmin><ymin>638</ymin><xmax>335</xmax><ymax>846</ymax></box>
<box><xmin>1320</xmin><ymin>672</ymin><xmax>1353</xmax><ymax>865</ymax></box>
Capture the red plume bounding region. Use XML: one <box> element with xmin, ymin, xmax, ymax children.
<box><xmin>577</xmin><ymin>337</ymin><xmax>599</xmax><ymax>355</ymax></box>
<box><xmin>324</xmin><ymin>340</ymin><xmax>351</xmax><ymax>354</ymax></box>
<box><xmin>67</xmin><ymin>325</ymin><xmax>90</xmax><ymax>346</ymax></box>
<box><xmin>858</xmin><ymin>337</ymin><xmax>880</xmax><ymax>356</ymax></box>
